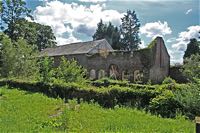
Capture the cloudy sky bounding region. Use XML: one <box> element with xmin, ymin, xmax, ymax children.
<box><xmin>25</xmin><ymin>0</ymin><xmax>199</xmax><ymax>64</ymax></box>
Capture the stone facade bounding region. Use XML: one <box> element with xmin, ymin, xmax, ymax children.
<box><xmin>40</xmin><ymin>37</ymin><xmax>170</xmax><ymax>83</ymax></box>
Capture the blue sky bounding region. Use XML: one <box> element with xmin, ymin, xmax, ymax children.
<box><xmin>25</xmin><ymin>0</ymin><xmax>199</xmax><ymax>64</ymax></box>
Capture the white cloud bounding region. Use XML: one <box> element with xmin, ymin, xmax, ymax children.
<box><xmin>185</xmin><ymin>9</ymin><xmax>192</xmax><ymax>15</ymax></box>
<box><xmin>140</xmin><ymin>21</ymin><xmax>172</xmax><ymax>39</ymax></box>
<box><xmin>79</xmin><ymin>0</ymin><xmax>107</xmax><ymax>3</ymax></box>
<box><xmin>172</xmin><ymin>25</ymin><xmax>200</xmax><ymax>51</ymax></box>
<box><xmin>140</xmin><ymin>40</ymin><xmax>145</xmax><ymax>49</ymax></box>
<box><xmin>166</xmin><ymin>37</ymin><xmax>176</xmax><ymax>43</ymax></box>
<box><xmin>33</xmin><ymin>1</ymin><xmax>123</xmax><ymax>45</ymax></box>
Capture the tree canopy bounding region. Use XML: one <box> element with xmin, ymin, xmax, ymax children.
<box><xmin>0</xmin><ymin>33</ymin><xmax>39</xmax><ymax>80</ymax></box>
<box><xmin>93</xmin><ymin>10</ymin><xmax>141</xmax><ymax>51</ymax></box>
<box><xmin>1</xmin><ymin>0</ymin><xmax>56</xmax><ymax>51</ymax></box>
<box><xmin>120</xmin><ymin>10</ymin><xmax>141</xmax><ymax>51</ymax></box>
<box><xmin>183</xmin><ymin>38</ymin><xmax>200</xmax><ymax>59</ymax></box>
<box><xmin>4</xmin><ymin>19</ymin><xmax>56</xmax><ymax>51</ymax></box>
<box><xmin>93</xmin><ymin>20</ymin><xmax>121</xmax><ymax>50</ymax></box>
<box><xmin>1</xmin><ymin>0</ymin><xmax>32</xmax><ymax>31</ymax></box>
<box><xmin>183</xmin><ymin>54</ymin><xmax>200</xmax><ymax>81</ymax></box>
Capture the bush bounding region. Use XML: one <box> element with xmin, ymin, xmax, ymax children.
<box><xmin>149</xmin><ymin>90</ymin><xmax>182</xmax><ymax>118</ymax></box>
<box><xmin>0</xmin><ymin>35</ymin><xmax>39</xmax><ymax>80</ymax></box>
<box><xmin>173</xmin><ymin>83</ymin><xmax>200</xmax><ymax>119</ymax></box>
<box><xmin>39</xmin><ymin>56</ymin><xmax>54</xmax><ymax>83</ymax></box>
<box><xmin>1</xmin><ymin>78</ymin><xmax>199</xmax><ymax>119</ymax></box>
<box><xmin>162</xmin><ymin>77</ymin><xmax>176</xmax><ymax>84</ymax></box>
<box><xmin>0</xmin><ymin>79</ymin><xmax>157</xmax><ymax>109</ymax></box>
<box><xmin>53</xmin><ymin>57</ymin><xmax>86</xmax><ymax>84</ymax></box>
<box><xmin>183</xmin><ymin>54</ymin><xmax>200</xmax><ymax>81</ymax></box>
<box><xmin>39</xmin><ymin>56</ymin><xmax>87</xmax><ymax>84</ymax></box>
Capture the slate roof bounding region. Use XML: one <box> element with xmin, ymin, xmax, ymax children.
<box><xmin>40</xmin><ymin>39</ymin><xmax>113</xmax><ymax>57</ymax></box>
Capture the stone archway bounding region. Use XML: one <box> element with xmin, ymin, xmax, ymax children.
<box><xmin>122</xmin><ymin>70</ymin><xmax>129</xmax><ymax>81</ymax></box>
<box><xmin>109</xmin><ymin>64</ymin><xmax>119</xmax><ymax>80</ymax></box>
<box><xmin>89</xmin><ymin>69</ymin><xmax>96</xmax><ymax>80</ymax></box>
<box><xmin>98</xmin><ymin>69</ymin><xmax>105</xmax><ymax>79</ymax></box>
<box><xmin>134</xmin><ymin>70</ymin><xmax>143</xmax><ymax>83</ymax></box>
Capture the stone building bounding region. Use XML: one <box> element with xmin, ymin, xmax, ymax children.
<box><xmin>40</xmin><ymin>36</ymin><xmax>170</xmax><ymax>83</ymax></box>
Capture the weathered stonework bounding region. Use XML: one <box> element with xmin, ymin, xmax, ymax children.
<box><xmin>40</xmin><ymin>37</ymin><xmax>170</xmax><ymax>83</ymax></box>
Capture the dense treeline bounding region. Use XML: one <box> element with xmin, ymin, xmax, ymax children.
<box><xmin>0</xmin><ymin>0</ymin><xmax>56</xmax><ymax>51</ymax></box>
<box><xmin>93</xmin><ymin>10</ymin><xmax>141</xmax><ymax>51</ymax></box>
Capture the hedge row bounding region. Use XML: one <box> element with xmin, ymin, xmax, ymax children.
<box><xmin>1</xmin><ymin>79</ymin><xmax>198</xmax><ymax>119</ymax></box>
<box><xmin>90</xmin><ymin>78</ymin><xmax>155</xmax><ymax>89</ymax></box>
<box><xmin>0</xmin><ymin>79</ymin><xmax>158</xmax><ymax>109</ymax></box>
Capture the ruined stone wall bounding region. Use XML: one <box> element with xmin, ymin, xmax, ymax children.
<box><xmin>86</xmin><ymin>50</ymin><xmax>152</xmax><ymax>82</ymax></box>
<box><xmin>52</xmin><ymin>37</ymin><xmax>170</xmax><ymax>83</ymax></box>
<box><xmin>149</xmin><ymin>37</ymin><xmax>170</xmax><ymax>83</ymax></box>
<box><xmin>53</xmin><ymin>49</ymin><xmax>152</xmax><ymax>83</ymax></box>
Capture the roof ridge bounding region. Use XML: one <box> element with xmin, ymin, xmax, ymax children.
<box><xmin>55</xmin><ymin>39</ymin><xmax>106</xmax><ymax>48</ymax></box>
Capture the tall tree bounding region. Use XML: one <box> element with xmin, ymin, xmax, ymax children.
<box><xmin>183</xmin><ymin>54</ymin><xmax>200</xmax><ymax>81</ymax></box>
<box><xmin>183</xmin><ymin>38</ymin><xmax>200</xmax><ymax>59</ymax></box>
<box><xmin>0</xmin><ymin>34</ymin><xmax>39</xmax><ymax>80</ymax></box>
<box><xmin>93</xmin><ymin>19</ymin><xmax>105</xmax><ymax>40</ymax></box>
<box><xmin>93</xmin><ymin>20</ymin><xmax>121</xmax><ymax>50</ymax></box>
<box><xmin>1</xmin><ymin>0</ymin><xmax>32</xmax><ymax>37</ymax></box>
<box><xmin>5</xmin><ymin>19</ymin><xmax>56</xmax><ymax>51</ymax></box>
<box><xmin>120</xmin><ymin>10</ymin><xmax>141</xmax><ymax>51</ymax></box>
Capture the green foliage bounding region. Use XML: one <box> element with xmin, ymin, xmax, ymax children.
<box><xmin>5</xmin><ymin>19</ymin><xmax>56</xmax><ymax>51</ymax></box>
<box><xmin>183</xmin><ymin>38</ymin><xmax>200</xmax><ymax>59</ymax></box>
<box><xmin>0</xmin><ymin>87</ymin><xmax>194</xmax><ymax>132</ymax></box>
<box><xmin>174</xmin><ymin>83</ymin><xmax>200</xmax><ymax>119</ymax></box>
<box><xmin>0</xmin><ymin>79</ymin><xmax>157</xmax><ymax>109</ymax></box>
<box><xmin>39</xmin><ymin>56</ymin><xmax>54</xmax><ymax>83</ymax></box>
<box><xmin>39</xmin><ymin>56</ymin><xmax>86</xmax><ymax>84</ymax></box>
<box><xmin>0</xmin><ymin>34</ymin><xmax>15</xmax><ymax>77</ymax></box>
<box><xmin>93</xmin><ymin>20</ymin><xmax>121</xmax><ymax>50</ymax></box>
<box><xmin>148</xmin><ymin>39</ymin><xmax>156</xmax><ymax>48</ymax></box>
<box><xmin>162</xmin><ymin>77</ymin><xmax>176</xmax><ymax>84</ymax></box>
<box><xmin>0</xmin><ymin>34</ymin><xmax>39</xmax><ymax>80</ymax></box>
<box><xmin>0</xmin><ymin>78</ymin><xmax>200</xmax><ymax>120</ymax></box>
<box><xmin>1</xmin><ymin>1</ymin><xmax>56</xmax><ymax>51</ymax></box>
<box><xmin>183</xmin><ymin>54</ymin><xmax>200</xmax><ymax>80</ymax></box>
<box><xmin>149</xmin><ymin>89</ymin><xmax>182</xmax><ymax>118</ymax></box>
<box><xmin>120</xmin><ymin>10</ymin><xmax>141</xmax><ymax>51</ymax></box>
<box><xmin>53</xmin><ymin>57</ymin><xmax>86</xmax><ymax>84</ymax></box>
<box><xmin>1</xmin><ymin>0</ymin><xmax>32</xmax><ymax>31</ymax></box>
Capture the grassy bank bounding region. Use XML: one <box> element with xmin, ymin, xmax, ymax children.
<box><xmin>0</xmin><ymin>86</ymin><xmax>195</xmax><ymax>132</ymax></box>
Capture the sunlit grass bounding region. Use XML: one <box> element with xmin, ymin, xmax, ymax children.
<box><xmin>0</xmin><ymin>86</ymin><xmax>195</xmax><ymax>132</ymax></box>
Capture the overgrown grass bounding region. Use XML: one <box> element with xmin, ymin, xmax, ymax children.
<box><xmin>0</xmin><ymin>86</ymin><xmax>195</xmax><ymax>132</ymax></box>
<box><xmin>0</xmin><ymin>86</ymin><xmax>63</xmax><ymax>132</ymax></box>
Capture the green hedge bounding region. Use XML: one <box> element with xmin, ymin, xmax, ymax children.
<box><xmin>1</xmin><ymin>79</ymin><xmax>199</xmax><ymax>119</ymax></box>
<box><xmin>0</xmin><ymin>79</ymin><xmax>158</xmax><ymax>109</ymax></box>
<box><xmin>90</xmin><ymin>78</ymin><xmax>155</xmax><ymax>89</ymax></box>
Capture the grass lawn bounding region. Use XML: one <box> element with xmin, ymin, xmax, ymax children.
<box><xmin>0</xmin><ymin>86</ymin><xmax>195</xmax><ymax>132</ymax></box>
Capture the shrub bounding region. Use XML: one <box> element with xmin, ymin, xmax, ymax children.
<box><xmin>39</xmin><ymin>56</ymin><xmax>55</xmax><ymax>83</ymax></box>
<box><xmin>173</xmin><ymin>83</ymin><xmax>200</xmax><ymax>119</ymax></box>
<box><xmin>39</xmin><ymin>56</ymin><xmax>87</xmax><ymax>84</ymax></box>
<box><xmin>52</xmin><ymin>57</ymin><xmax>86</xmax><ymax>84</ymax></box>
<box><xmin>162</xmin><ymin>77</ymin><xmax>176</xmax><ymax>84</ymax></box>
<box><xmin>149</xmin><ymin>90</ymin><xmax>182</xmax><ymax>118</ymax></box>
<box><xmin>0</xmin><ymin>35</ymin><xmax>39</xmax><ymax>80</ymax></box>
<box><xmin>183</xmin><ymin>54</ymin><xmax>200</xmax><ymax>81</ymax></box>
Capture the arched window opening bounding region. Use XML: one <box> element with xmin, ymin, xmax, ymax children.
<box><xmin>109</xmin><ymin>64</ymin><xmax>119</xmax><ymax>80</ymax></box>
<box><xmin>98</xmin><ymin>69</ymin><xmax>105</xmax><ymax>79</ymax></box>
<box><xmin>122</xmin><ymin>70</ymin><xmax>129</xmax><ymax>81</ymax></box>
<box><xmin>134</xmin><ymin>70</ymin><xmax>143</xmax><ymax>83</ymax></box>
<box><xmin>89</xmin><ymin>69</ymin><xmax>96</xmax><ymax>80</ymax></box>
